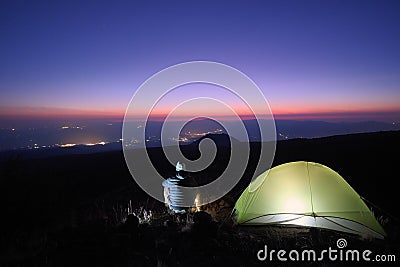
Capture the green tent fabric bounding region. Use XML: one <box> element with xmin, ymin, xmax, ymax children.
<box><xmin>235</xmin><ymin>161</ymin><xmax>386</xmax><ymax>239</ymax></box>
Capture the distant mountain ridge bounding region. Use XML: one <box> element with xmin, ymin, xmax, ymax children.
<box><xmin>190</xmin><ymin>133</ymin><xmax>240</xmax><ymax>147</ymax></box>
<box><xmin>274</xmin><ymin>120</ymin><xmax>399</xmax><ymax>139</ymax></box>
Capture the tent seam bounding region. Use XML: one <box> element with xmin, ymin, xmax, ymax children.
<box><xmin>306</xmin><ymin>162</ymin><xmax>315</xmax><ymax>216</ymax></box>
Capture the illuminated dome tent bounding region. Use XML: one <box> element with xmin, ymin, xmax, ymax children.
<box><xmin>234</xmin><ymin>161</ymin><xmax>386</xmax><ymax>239</ymax></box>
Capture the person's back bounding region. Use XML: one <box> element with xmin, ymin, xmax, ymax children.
<box><xmin>162</xmin><ymin>162</ymin><xmax>186</xmax><ymax>213</ymax></box>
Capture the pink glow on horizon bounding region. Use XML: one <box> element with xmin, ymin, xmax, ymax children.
<box><xmin>1</xmin><ymin>105</ymin><xmax>399</xmax><ymax>123</ymax></box>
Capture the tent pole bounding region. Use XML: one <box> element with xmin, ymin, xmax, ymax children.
<box><xmin>218</xmin><ymin>208</ymin><xmax>236</xmax><ymax>230</ymax></box>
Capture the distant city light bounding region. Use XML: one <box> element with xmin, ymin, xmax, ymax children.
<box><xmin>60</xmin><ymin>143</ymin><xmax>76</xmax><ymax>147</ymax></box>
<box><xmin>61</xmin><ymin>126</ymin><xmax>83</xmax><ymax>130</ymax></box>
<box><xmin>278</xmin><ymin>132</ymin><xmax>289</xmax><ymax>139</ymax></box>
<box><xmin>85</xmin><ymin>141</ymin><xmax>106</xmax><ymax>146</ymax></box>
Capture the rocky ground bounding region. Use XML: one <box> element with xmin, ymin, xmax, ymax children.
<box><xmin>1</xmin><ymin>207</ymin><xmax>398</xmax><ymax>267</ymax></box>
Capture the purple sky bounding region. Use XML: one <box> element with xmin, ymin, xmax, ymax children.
<box><xmin>1</xmin><ymin>0</ymin><xmax>399</xmax><ymax>122</ymax></box>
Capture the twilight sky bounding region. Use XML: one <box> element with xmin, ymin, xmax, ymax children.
<box><xmin>1</xmin><ymin>0</ymin><xmax>399</xmax><ymax>122</ymax></box>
